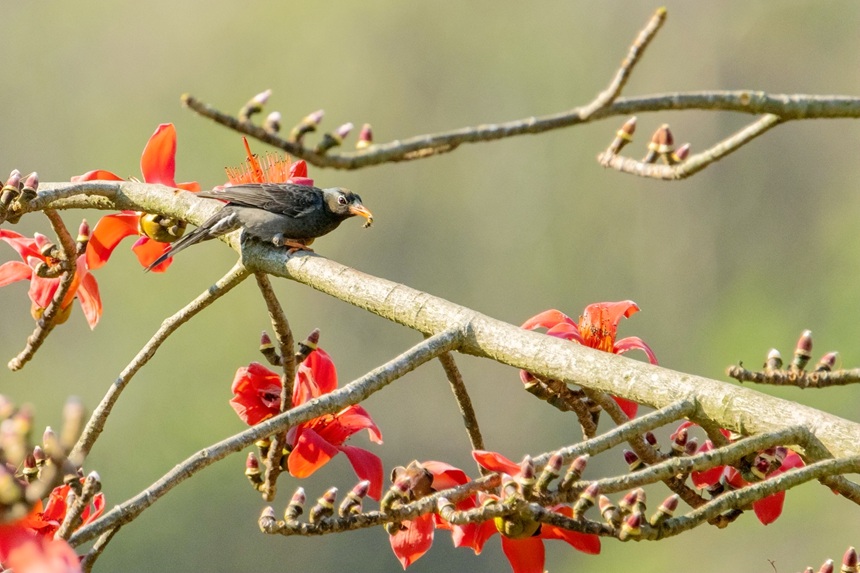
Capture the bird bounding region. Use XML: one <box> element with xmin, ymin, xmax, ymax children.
<box><xmin>145</xmin><ymin>183</ymin><xmax>373</xmax><ymax>271</ymax></box>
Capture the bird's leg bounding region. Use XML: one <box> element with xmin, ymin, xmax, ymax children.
<box><xmin>272</xmin><ymin>233</ymin><xmax>314</xmax><ymax>254</ymax></box>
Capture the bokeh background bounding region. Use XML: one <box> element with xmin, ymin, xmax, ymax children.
<box><xmin>2</xmin><ymin>1</ymin><xmax>859</xmax><ymax>571</ymax></box>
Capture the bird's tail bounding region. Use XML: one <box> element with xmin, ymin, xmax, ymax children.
<box><xmin>144</xmin><ymin>226</ymin><xmax>211</xmax><ymax>272</ymax></box>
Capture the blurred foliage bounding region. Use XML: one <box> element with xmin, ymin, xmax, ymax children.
<box><xmin>1</xmin><ymin>1</ymin><xmax>859</xmax><ymax>572</ymax></box>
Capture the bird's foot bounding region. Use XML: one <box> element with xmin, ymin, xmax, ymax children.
<box><xmin>272</xmin><ymin>234</ymin><xmax>314</xmax><ymax>254</ymax></box>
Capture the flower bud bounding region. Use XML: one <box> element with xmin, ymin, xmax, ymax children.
<box><xmin>288</xmin><ymin>109</ymin><xmax>325</xmax><ymax>143</ymax></box>
<box><xmin>19</xmin><ymin>172</ymin><xmax>38</xmax><ymax>202</ymax></box>
<box><xmin>259</xmin><ymin>506</ymin><xmax>277</xmax><ymax>531</ymax></box>
<box><xmin>356</xmin><ymin>123</ymin><xmax>373</xmax><ymax>150</ymax></box>
<box><xmin>818</xmin><ymin>559</ymin><xmax>834</xmax><ymax>573</ymax></box>
<box><xmin>791</xmin><ymin>330</ymin><xmax>813</xmax><ymax>372</ymax></box>
<box><xmin>619</xmin><ymin>489</ymin><xmax>638</xmax><ymax>514</ymax></box>
<box><xmin>669</xmin><ymin>143</ymin><xmax>690</xmax><ymax>164</ymax></box>
<box><xmin>559</xmin><ymin>454</ymin><xmax>588</xmax><ymax>491</ymax></box>
<box><xmin>671</xmin><ymin>428</ymin><xmax>688</xmax><ymax>455</ymax></box>
<box><xmin>598</xmin><ymin>495</ymin><xmax>621</xmax><ymax>527</ymax></box>
<box><xmin>764</xmin><ymin>348</ymin><xmax>783</xmax><ymax>371</ymax></box>
<box><xmin>310</xmin><ymin>487</ymin><xmax>338</xmax><ymax>523</ymax></box>
<box><xmin>339</xmin><ymin>480</ymin><xmax>370</xmax><ymax>517</ymax></box>
<box><xmin>814</xmin><ymin>351</ymin><xmax>838</xmax><ymax>373</ymax></box>
<box><xmin>649</xmin><ymin>494</ymin><xmax>678</xmax><ymax>526</ymax></box>
<box><xmin>285</xmin><ymin>487</ymin><xmax>306</xmax><ymax>521</ymax></box>
<box><xmin>573</xmin><ymin>482</ymin><xmax>599</xmax><ymax>518</ymax></box>
<box><xmin>623</xmin><ymin>449</ymin><xmax>643</xmax><ymax>471</ymax></box>
<box><xmin>263</xmin><ymin>111</ymin><xmax>282</xmax><ymax>134</ymax></box>
<box><xmin>841</xmin><ymin>547</ymin><xmax>857</xmax><ymax>573</ymax></box>
<box><xmin>607</xmin><ymin>117</ymin><xmax>637</xmax><ymax>155</ymax></box>
<box><xmin>239</xmin><ymin>89</ymin><xmax>272</xmax><ymax>122</ymax></box>
<box><xmin>619</xmin><ymin>512</ymin><xmax>642</xmax><ymax>540</ymax></box>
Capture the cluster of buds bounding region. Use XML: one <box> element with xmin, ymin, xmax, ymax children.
<box><xmin>258</xmin><ymin>480</ymin><xmax>372</xmax><ymax>532</ymax></box>
<box><xmin>796</xmin><ymin>546</ymin><xmax>858</xmax><ymax>573</ymax></box>
<box><xmin>763</xmin><ymin>330</ymin><xmax>838</xmax><ymax>373</ymax></box>
<box><xmin>601</xmin><ymin>488</ymin><xmax>679</xmax><ymax>540</ymax></box>
<box><xmin>0</xmin><ymin>169</ymin><xmax>39</xmax><ymax>224</ymax></box>
<box><xmin>259</xmin><ymin>328</ymin><xmax>320</xmax><ymax>368</ymax></box>
<box><xmin>642</xmin><ymin>124</ymin><xmax>689</xmax><ymax>165</ymax></box>
<box><xmin>381</xmin><ymin>461</ymin><xmax>435</xmax><ymax>534</ymax></box>
<box><xmin>235</xmin><ymin>90</ymin><xmax>376</xmax><ymax>153</ymax></box>
<box><xmin>0</xmin><ymin>395</ymin><xmax>95</xmax><ymax>525</ymax></box>
<box><xmin>603</xmin><ymin>118</ymin><xmax>690</xmax><ymax>165</ymax></box>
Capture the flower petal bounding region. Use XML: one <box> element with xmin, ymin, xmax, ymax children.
<box><xmin>545</xmin><ymin>322</ymin><xmax>585</xmax><ymax>344</ymax></box>
<box><xmin>422</xmin><ymin>461</ymin><xmax>471</xmax><ymax>490</ymax></box>
<box><xmin>140</xmin><ymin>124</ymin><xmax>178</xmax><ymax>186</ymax></box>
<box><xmin>75</xmin><ymin>257</ymin><xmax>101</xmax><ymax>329</ymax></box>
<box><xmin>753</xmin><ymin>491</ymin><xmax>785</xmax><ymax>525</ymax></box>
<box><xmin>0</xmin><ymin>260</ymin><xmax>33</xmax><ymax>287</ymax></box>
<box><xmin>501</xmin><ymin>535</ymin><xmax>545</xmax><ymax>573</ymax></box>
<box><xmin>472</xmin><ymin>450</ymin><xmax>521</xmax><ymax>476</ymax></box>
<box><xmin>521</xmin><ymin>309</ymin><xmax>576</xmax><ymax>331</ymax></box>
<box><xmin>614</xmin><ymin>336</ymin><xmax>658</xmax><ymax>365</ymax></box>
<box><xmin>86</xmin><ymin>213</ymin><xmax>141</xmax><ymax>270</ymax></box>
<box><xmin>389</xmin><ymin>514</ymin><xmax>435</xmax><ymax>569</ymax></box>
<box><xmin>690</xmin><ymin>441</ymin><xmax>724</xmax><ymax>488</ymax></box>
<box><xmin>0</xmin><ymin>229</ymin><xmax>42</xmax><ymax>260</ymax></box>
<box><xmin>131</xmin><ymin>237</ymin><xmax>173</xmax><ymax>272</ymax></box>
<box><xmin>339</xmin><ymin>444</ymin><xmax>384</xmax><ymax>500</ymax></box>
<box><xmin>229</xmin><ymin>363</ymin><xmax>282</xmax><ymax>425</ymax></box>
<box><xmin>293</xmin><ymin>348</ymin><xmax>338</xmax><ymax>405</ymax></box>
<box><xmin>313</xmin><ymin>404</ymin><xmax>382</xmax><ymax>446</ymax></box>
<box><xmin>611</xmin><ymin>396</ymin><xmax>638</xmax><ymax>419</ymax></box>
<box><xmin>540</xmin><ymin>508</ymin><xmax>601</xmax><ymax>554</ymax></box>
<box><xmin>287</xmin><ymin>428</ymin><xmax>340</xmax><ymax>478</ymax></box>
<box><xmin>71</xmin><ymin>169</ymin><xmax>124</xmax><ymax>182</ymax></box>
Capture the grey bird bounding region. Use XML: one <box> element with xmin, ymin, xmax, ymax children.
<box><xmin>145</xmin><ymin>183</ymin><xmax>373</xmax><ymax>271</ymax></box>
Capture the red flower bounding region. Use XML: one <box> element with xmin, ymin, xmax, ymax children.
<box><xmin>229</xmin><ymin>348</ymin><xmax>384</xmax><ymax>499</ymax></box>
<box><xmin>0</xmin><ymin>523</ymin><xmax>81</xmax><ymax>573</ymax></box>
<box><xmin>388</xmin><ymin>461</ymin><xmax>474</xmax><ymax>569</ymax></box>
<box><xmin>72</xmin><ymin>123</ymin><xmax>200</xmax><ymax>272</ymax></box>
<box><xmin>521</xmin><ymin>301</ymin><xmax>657</xmax><ymax>418</ymax></box>
<box><xmin>677</xmin><ymin>421</ymin><xmax>805</xmax><ymax>525</ymax></box>
<box><xmin>0</xmin><ymin>230</ymin><xmax>102</xmax><ymax>328</ymax></box>
<box><xmin>470</xmin><ymin>451</ymin><xmax>601</xmax><ymax>573</ymax></box>
<box><xmin>0</xmin><ymin>480</ymin><xmax>105</xmax><ymax>573</ymax></box>
<box><xmin>223</xmin><ymin>137</ymin><xmax>313</xmax><ymax>187</ymax></box>
<box><xmin>21</xmin><ymin>482</ymin><xmax>106</xmax><ymax>539</ymax></box>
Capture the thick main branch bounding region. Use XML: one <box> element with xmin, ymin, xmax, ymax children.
<box><xmin>29</xmin><ymin>182</ymin><xmax>860</xmax><ymax>462</ymax></box>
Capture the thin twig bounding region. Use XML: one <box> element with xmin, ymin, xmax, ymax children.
<box><xmin>727</xmin><ymin>364</ymin><xmax>860</xmax><ymax>388</ymax></box>
<box><xmin>253</xmin><ymin>272</ymin><xmax>297</xmax><ymax>500</ymax></box>
<box><xmin>80</xmin><ymin>527</ymin><xmax>119</xmax><ymax>573</ymax></box>
<box><xmin>656</xmin><ymin>455</ymin><xmax>860</xmax><ymax>539</ymax></box>
<box><xmin>585</xmin><ymin>389</ymin><xmax>708</xmax><ymax>509</ymax></box>
<box><xmin>68</xmin><ymin>328</ymin><xmax>463</xmax><ymax>546</ymax></box>
<box><xmin>579</xmin><ymin>7</ymin><xmax>667</xmax><ymax>118</ymax></box>
<box><xmin>598</xmin><ymin>114</ymin><xmax>782</xmax><ymax>179</ymax></box>
<box><xmin>8</xmin><ymin>211</ymin><xmax>81</xmax><ymax>371</ymax></box>
<box><xmin>436</xmin><ymin>351</ymin><xmax>485</xmax><ymax>472</ymax></box>
<box><xmin>180</xmin><ymin>9</ymin><xmax>667</xmax><ymax>170</ymax></box>
<box><xmin>71</xmin><ymin>261</ymin><xmax>251</xmax><ymax>460</ymax></box>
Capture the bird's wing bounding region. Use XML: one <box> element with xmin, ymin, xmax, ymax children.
<box><xmin>199</xmin><ymin>184</ymin><xmax>322</xmax><ymax>218</ymax></box>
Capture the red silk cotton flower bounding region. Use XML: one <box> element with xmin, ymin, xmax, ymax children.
<box><xmin>470</xmin><ymin>451</ymin><xmax>601</xmax><ymax>573</ymax></box>
<box><xmin>0</xmin><ymin>230</ymin><xmax>101</xmax><ymax>329</ymax></box>
<box><xmin>0</xmin><ymin>480</ymin><xmax>105</xmax><ymax>573</ymax></box>
<box><xmin>72</xmin><ymin>123</ymin><xmax>200</xmax><ymax>272</ymax></box>
<box><xmin>230</xmin><ymin>348</ymin><xmax>384</xmax><ymax>499</ymax></box>
<box><xmin>676</xmin><ymin>421</ymin><xmax>805</xmax><ymax>525</ymax></box>
<box><xmin>521</xmin><ymin>300</ymin><xmax>657</xmax><ymax>418</ymax></box>
<box><xmin>387</xmin><ymin>461</ymin><xmax>476</xmax><ymax>569</ymax></box>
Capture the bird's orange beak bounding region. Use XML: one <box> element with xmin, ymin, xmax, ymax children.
<box><xmin>349</xmin><ymin>205</ymin><xmax>374</xmax><ymax>228</ymax></box>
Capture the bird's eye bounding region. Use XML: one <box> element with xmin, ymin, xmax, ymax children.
<box><xmin>337</xmin><ymin>195</ymin><xmax>348</xmax><ymax>205</ymax></box>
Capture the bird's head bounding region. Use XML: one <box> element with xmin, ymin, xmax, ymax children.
<box><xmin>323</xmin><ymin>187</ymin><xmax>373</xmax><ymax>227</ymax></box>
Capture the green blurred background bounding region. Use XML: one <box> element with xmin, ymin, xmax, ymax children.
<box><xmin>2</xmin><ymin>1</ymin><xmax>859</xmax><ymax>571</ymax></box>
